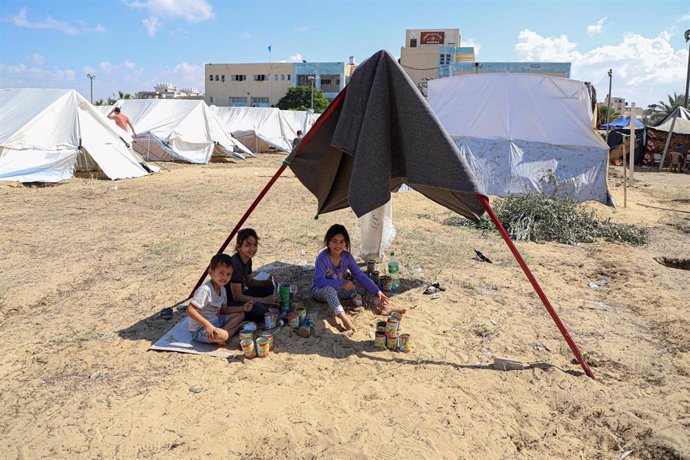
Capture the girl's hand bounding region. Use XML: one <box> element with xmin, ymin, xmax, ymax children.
<box><xmin>243</xmin><ymin>300</ymin><xmax>254</xmax><ymax>312</ymax></box>
<box><xmin>377</xmin><ymin>290</ymin><xmax>390</xmax><ymax>305</ymax></box>
<box><xmin>264</xmin><ymin>294</ymin><xmax>280</xmax><ymax>305</ymax></box>
<box><xmin>342</xmin><ymin>280</ymin><xmax>355</xmax><ymax>291</ymax></box>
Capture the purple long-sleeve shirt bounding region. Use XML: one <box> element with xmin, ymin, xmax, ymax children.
<box><xmin>311</xmin><ymin>249</ymin><xmax>380</xmax><ymax>295</ymax></box>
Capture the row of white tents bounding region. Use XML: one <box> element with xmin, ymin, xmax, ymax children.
<box><xmin>0</xmin><ymin>88</ymin><xmax>320</xmax><ymax>182</ymax></box>
<box><xmin>1</xmin><ymin>73</ymin><xmax>610</xmax><ymax>206</ymax></box>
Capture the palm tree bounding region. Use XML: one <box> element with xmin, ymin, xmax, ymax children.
<box><xmin>107</xmin><ymin>90</ymin><xmax>133</xmax><ymax>105</ymax></box>
<box><xmin>597</xmin><ymin>104</ymin><xmax>621</xmax><ymax>127</ymax></box>
<box><xmin>648</xmin><ymin>92</ymin><xmax>688</xmax><ymax>126</ymax></box>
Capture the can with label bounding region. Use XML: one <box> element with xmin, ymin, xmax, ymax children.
<box><xmin>260</xmin><ymin>331</ymin><xmax>275</xmax><ymax>351</ymax></box>
<box><xmin>371</xmin><ymin>271</ymin><xmax>380</xmax><ymax>286</ymax></box>
<box><xmin>384</xmin><ymin>317</ymin><xmax>399</xmax><ymax>336</ymax></box>
<box><xmin>386</xmin><ymin>334</ymin><xmax>398</xmax><ymax>351</ymax></box>
<box><xmin>264</xmin><ymin>311</ymin><xmax>278</xmax><ymax>329</ymax></box>
<box><xmin>240</xmin><ymin>338</ymin><xmax>256</xmax><ymax>359</ymax></box>
<box><xmin>399</xmin><ymin>334</ymin><xmax>411</xmax><ymax>353</ymax></box>
<box><xmin>256</xmin><ymin>337</ymin><xmax>270</xmax><ymax>358</ymax></box>
<box><xmin>295</xmin><ymin>307</ymin><xmax>307</xmax><ymax>323</ymax></box>
<box><xmin>288</xmin><ymin>311</ymin><xmax>301</xmax><ymax>328</ymax></box>
<box><xmin>366</xmin><ymin>261</ymin><xmax>376</xmax><ymax>273</ymax></box>
<box><xmin>239</xmin><ymin>330</ymin><xmax>254</xmax><ymax>343</ymax></box>
<box><xmin>279</xmin><ymin>282</ymin><xmax>291</xmax><ymax>310</ymax></box>
<box><xmin>375</xmin><ymin>332</ymin><xmax>387</xmax><ymax>348</ymax></box>
<box><xmin>376</xmin><ymin>321</ymin><xmax>387</xmax><ymax>333</ymax></box>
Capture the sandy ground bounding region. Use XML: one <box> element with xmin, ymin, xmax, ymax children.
<box><xmin>0</xmin><ymin>156</ymin><xmax>689</xmax><ymax>459</ymax></box>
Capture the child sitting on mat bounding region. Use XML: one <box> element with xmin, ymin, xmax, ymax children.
<box><xmin>224</xmin><ymin>228</ymin><xmax>280</xmax><ymax>324</ymax></box>
<box><xmin>188</xmin><ymin>253</ymin><xmax>253</xmax><ymax>345</ymax></box>
<box><xmin>311</xmin><ymin>224</ymin><xmax>405</xmax><ymax>333</ymax></box>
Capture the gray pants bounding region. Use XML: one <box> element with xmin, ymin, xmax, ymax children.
<box><xmin>311</xmin><ymin>282</ymin><xmax>367</xmax><ymax>316</ymax></box>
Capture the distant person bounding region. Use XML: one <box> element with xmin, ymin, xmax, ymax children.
<box><xmin>669</xmin><ymin>145</ymin><xmax>687</xmax><ymax>173</ymax></box>
<box><xmin>292</xmin><ymin>130</ymin><xmax>304</xmax><ymax>149</ymax></box>
<box><xmin>187</xmin><ymin>253</ymin><xmax>252</xmax><ymax>345</ymax></box>
<box><xmin>108</xmin><ymin>107</ymin><xmax>136</xmax><ymax>137</ymax></box>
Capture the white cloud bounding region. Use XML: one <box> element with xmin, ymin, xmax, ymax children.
<box><xmin>9</xmin><ymin>9</ymin><xmax>106</xmax><ymax>35</ymax></box>
<box><xmin>0</xmin><ymin>63</ymin><xmax>77</xmax><ymax>90</ymax></box>
<box><xmin>127</xmin><ymin>0</ymin><xmax>213</xmax><ymax>22</ymax></box>
<box><xmin>142</xmin><ymin>16</ymin><xmax>161</xmax><ymax>37</ymax></box>
<box><xmin>586</xmin><ymin>17</ymin><xmax>607</xmax><ymax>37</ymax></box>
<box><xmin>293</xmin><ymin>26</ymin><xmax>308</xmax><ymax>33</ymax></box>
<box><xmin>514</xmin><ymin>29</ymin><xmax>688</xmax><ymax>107</ymax></box>
<box><xmin>29</xmin><ymin>53</ymin><xmax>45</xmax><ymax>65</ymax></box>
<box><xmin>171</xmin><ymin>62</ymin><xmax>203</xmax><ymax>87</ymax></box>
<box><xmin>282</xmin><ymin>53</ymin><xmax>304</xmax><ymax>63</ymax></box>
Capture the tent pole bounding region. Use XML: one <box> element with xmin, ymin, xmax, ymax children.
<box><xmin>659</xmin><ymin>111</ymin><xmax>678</xmax><ymax>171</ymax></box>
<box><xmin>477</xmin><ymin>195</ymin><xmax>596</xmax><ymax>379</ymax></box>
<box><xmin>187</xmin><ymin>89</ymin><xmax>348</xmax><ymax>299</ymax></box>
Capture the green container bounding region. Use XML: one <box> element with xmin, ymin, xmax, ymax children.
<box><xmin>279</xmin><ymin>283</ymin><xmax>291</xmax><ymax>309</ymax></box>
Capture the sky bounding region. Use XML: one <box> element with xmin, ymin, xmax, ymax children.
<box><xmin>1</xmin><ymin>0</ymin><xmax>689</xmax><ymax>108</ymax></box>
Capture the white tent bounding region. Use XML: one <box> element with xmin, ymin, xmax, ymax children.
<box><xmin>113</xmin><ymin>99</ymin><xmax>251</xmax><ymax>163</ymax></box>
<box><xmin>654</xmin><ymin>106</ymin><xmax>690</xmax><ymax>134</ymax></box>
<box><xmin>0</xmin><ymin>88</ymin><xmax>150</xmax><ymax>182</ymax></box>
<box><xmin>279</xmin><ymin>109</ymin><xmax>320</xmax><ymax>146</ymax></box>
<box><xmin>428</xmin><ymin>74</ymin><xmax>612</xmax><ymax>204</ymax></box>
<box><xmin>212</xmin><ymin>106</ymin><xmax>292</xmax><ymax>153</ymax></box>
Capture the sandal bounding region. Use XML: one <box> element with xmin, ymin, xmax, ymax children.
<box><xmin>423</xmin><ymin>282</ymin><xmax>446</xmax><ymax>295</ymax></box>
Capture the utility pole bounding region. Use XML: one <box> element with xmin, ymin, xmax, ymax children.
<box><xmin>605</xmin><ymin>69</ymin><xmax>613</xmax><ymax>143</ymax></box>
<box><xmin>86</xmin><ymin>73</ymin><xmax>96</xmax><ymax>104</ymax></box>
<box><xmin>684</xmin><ymin>29</ymin><xmax>690</xmax><ymax>108</ymax></box>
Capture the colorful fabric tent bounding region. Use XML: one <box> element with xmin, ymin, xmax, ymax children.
<box><xmin>0</xmin><ymin>88</ymin><xmax>150</xmax><ymax>182</ymax></box>
<box><xmin>113</xmin><ymin>99</ymin><xmax>250</xmax><ymax>163</ymax></box>
<box><xmin>428</xmin><ymin>74</ymin><xmax>613</xmax><ymax>205</ymax></box>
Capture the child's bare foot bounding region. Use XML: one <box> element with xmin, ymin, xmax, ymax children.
<box><xmin>379</xmin><ymin>305</ymin><xmax>407</xmax><ymax>316</ymax></box>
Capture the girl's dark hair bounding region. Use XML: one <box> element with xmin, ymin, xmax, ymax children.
<box><xmin>210</xmin><ymin>253</ymin><xmax>233</xmax><ymax>270</ymax></box>
<box><xmin>236</xmin><ymin>228</ymin><xmax>259</xmax><ymax>251</ymax></box>
<box><xmin>323</xmin><ymin>224</ymin><xmax>350</xmax><ymax>250</ymax></box>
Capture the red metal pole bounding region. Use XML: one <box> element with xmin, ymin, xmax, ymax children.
<box><xmin>478</xmin><ymin>195</ymin><xmax>595</xmax><ymax>379</ymax></box>
<box><xmin>187</xmin><ymin>89</ymin><xmax>348</xmax><ymax>299</ymax></box>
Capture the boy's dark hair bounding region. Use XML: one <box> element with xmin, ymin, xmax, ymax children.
<box><xmin>236</xmin><ymin>228</ymin><xmax>259</xmax><ymax>251</ymax></box>
<box><xmin>296</xmin><ymin>130</ymin><xmax>303</xmax><ymax>136</ymax></box>
<box><xmin>114</xmin><ymin>107</ymin><xmax>121</xmax><ymax>113</ymax></box>
<box><xmin>209</xmin><ymin>253</ymin><xmax>233</xmax><ymax>270</ymax></box>
<box><xmin>323</xmin><ymin>224</ymin><xmax>350</xmax><ymax>250</ymax></box>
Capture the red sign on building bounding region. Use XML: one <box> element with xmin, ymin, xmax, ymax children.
<box><xmin>420</xmin><ymin>31</ymin><xmax>445</xmax><ymax>45</ymax></box>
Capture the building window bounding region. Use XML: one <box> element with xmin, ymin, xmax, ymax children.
<box><xmin>253</xmin><ymin>74</ymin><xmax>268</xmax><ymax>81</ymax></box>
<box><xmin>274</xmin><ymin>74</ymin><xmax>279</xmax><ymax>80</ymax></box>
<box><xmin>287</xmin><ymin>74</ymin><xmax>291</xmax><ymax>81</ymax></box>
<box><xmin>209</xmin><ymin>75</ymin><xmax>213</xmax><ymax>81</ymax></box>
<box><xmin>280</xmin><ymin>74</ymin><xmax>285</xmax><ymax>81</ymax></box>
<box><xmin>209</xmin><ymin>96</ymin><xmax>214</xmax><ymax>104</ymax></box>
<box><xmin>232</xmin><ymin>74</ymin><xmax>246</xmax><ymax>81</ymax></box>
<box><xmin>251</xmin><ymin>97</ymin><xmax>270</xmax><ymax>107</ymax></box>
<box><xmin>410</xmin><ymin>38</ymin><xmax>417</xmax><ymax>48</ymax></box>
<box><xmin>215</xmin><ymin>75</ymin><xmax>219</xmax><ymax>81</ymax></box>
<box><xmin>221</xmin><ymin>75</ymin><xmax>225</xmax><ymax>82</ymax></box>
<box><xmin>439</xmin><ymin>54</ymin><xmax>451</xmax><ymax>66</ymax></box>
<box><xmin>229</xmin><ymin>97</ymin><xmax>247</xmax><ymax>107</ymax></box>
<box><xmin>322</xmin><ymin>79</ymin><xmax>332</xmax><ymax>85</ymax></box>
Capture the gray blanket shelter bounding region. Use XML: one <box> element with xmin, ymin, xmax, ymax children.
<box><xmin>288</xmin><ymin>50</ymin><xmax>486</xmax><ymax>221</ymax></box>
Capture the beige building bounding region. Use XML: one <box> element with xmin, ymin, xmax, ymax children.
<box><xmin>602</xmin><ymin>96</ymin><xmax>643</xmax><ymax>119</ymax></box>
<box><xmin>136</xmin><ymin>83</ymin><xmax>203</xmax><ymax>100</ymax></box>
<box><xmin>400</xmin><ymin>28</ymin><xmax>475</xmax><ymax>86</ymax></box>
<box><xmin>205</xmin><ymin>61</ymin><xmax>356</xmax><ymax>107</ymax></box>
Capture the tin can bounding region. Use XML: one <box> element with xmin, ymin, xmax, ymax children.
<box><xmin>375</xmin><ymin>332</ymin><xmax>387</xmax><ymax>348</ymax></box>
<box><xmin>381</xmin><ymin>276</ymin><xmax>392</xmax><ymax>292</ymax></box>
<box><xmin>256</xmin><ymin>337</ymin><xmax>270</xmax><ymax>358</ymax></box>
<box><xmin>240</xmin><ymin>338</ymin><xmax>256</xmax><ymax>359</ymax></box>
<box><xmin>288</xmin><ymin>311</ymin><xmax>301</xmax><ymax>328</ymax></box>
<box><xmin>386</xmin><ymin>334</ymin><xmax>398</xmax><ymax>351</ymax></box>
<box><xmin>399</xmin><ymin>334</ymin><xmax>411</xmax><ymax>353</ymax></box>
<box><xmin>366</xmin><ymin>261</ymin><xmax>376</xmax><ymax>273</ymax></box>
<box><xmin>371</xmin><ymin>271</ymin><xmax>380</xmax><ymax>286</ymax></box>
<box><xmin>376</xmin><ymin>321</ymin><xmax>387</xmax><ymax>333</ymax></box>
<box><xmin>384</xmin><ymin>317</ymin><xmax>399</xmax><ymax>336</ymax></box>
<box><xmin>391</xmin><ymin>312</ymin><xmax>403</xmax><ymax>333</ymax></box>
<box><xmin>260</xmin><ymin>331</ymin><xmax>275</xmax><ymax>351</ymax></box>
<box><xmin>279</xmin><ymin>282</ymin><xmax>291</xmax><ymax>310</ymax></box>
<box><xmin>264</xmin><ymin>312</ymin><xmax>278</xmax><ymax>329</ymax></box>
<box><xmin>295</xmin><ymin>307</ymin><xmax>307</xmax><ymax>323</ymax></box>
<box><xmin>239</xmin><ymin>330</ymin><xmax>254</xmax><ymax>342</ymax></box>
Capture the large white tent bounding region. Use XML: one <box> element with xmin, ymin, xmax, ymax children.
<box><xmin>112</xmin><ymin>99</ymin><xmax>251</xmax><ymax>163</ymax></box>
<box><xmin>428</xmin><ymin>74</ymin><xmax>612</xmax><ymax>204</ymax></box>
<box><xmin>0</xmin><ymin>88</ymin><xmax>150</xmax><ymax>183</ymax></box>
<box><xmin>212</xmin><ymin>106</ymin><xmax>291</xmax><ymax>153</ymax></box>
<box><xmin>279</xmin><ymin>109</ymin><xmax>320</xmax><ymax>146</ymax></box>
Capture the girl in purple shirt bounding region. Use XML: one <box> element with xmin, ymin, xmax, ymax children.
<box><xmin>311</xmin><ymin>224</ymin><xmax>400</xmax><ymax>333</ymax></box>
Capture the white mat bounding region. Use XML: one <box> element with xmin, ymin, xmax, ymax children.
<box><xmin>149</xmin><ymin>317</ymin><xmax>234</xmax><ymax>358</ymax></box>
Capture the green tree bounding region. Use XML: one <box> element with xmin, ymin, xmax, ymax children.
<box><xmin>277</xmin><ymin>85</ymin><xmax>329</xmax><ymax>112</ymax></box>
<box><xmin>107</xmin><ymin>90</ymin><xmax>133</xmax><ymax>105</ymax></box>
<box><xmin>597</xmin><ymin>104</ymin><xmax>621</xmax><ymax>127</ymax></box>
<box><xmin>648</xmin><ymin>92</ymin><xmax>689</xmax><ymax>126</ymax></box>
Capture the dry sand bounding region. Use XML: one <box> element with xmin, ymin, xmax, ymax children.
<box><xmin>0</xmin><ymin>157</ymin><xmax>689</xmax><ymax>459</ymax></box>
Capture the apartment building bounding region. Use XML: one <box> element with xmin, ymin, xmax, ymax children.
<box><xmin>136</xmin><ymin>83</ymin><xmax>203</xmax><ymax>100</ymax></box>
<box><xmin>205</xmin><ymin>61</ymin><xmax>356</xmax><ymax>107</ymax></box>
<box><xmin>400</xmin><ymin>28</ymin><xmax>570</xmax><ymax>89</ymax></box>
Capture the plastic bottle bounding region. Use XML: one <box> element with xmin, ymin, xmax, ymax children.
<box><xmin>388</xmin><ymin>251</ymin><xmax>400</xmax><ymax>293</ymax></box>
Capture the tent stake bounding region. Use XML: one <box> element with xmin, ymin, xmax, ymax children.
<box><xmin>477</xmin><ymin>195</ymin><xmax>596</xmax><ymax>379</ymax></box>
<box><xmin>187</xmin><ymin>89</ymin><xmax>348</xmax><ymax>299</ymax></box>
